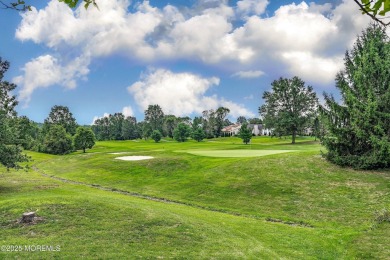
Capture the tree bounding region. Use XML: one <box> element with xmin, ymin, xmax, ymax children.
<box><xmin>0</xmin><ymin>0</ymin><xmax>98</xmax><ymax>11</ymax></box>
<box><xmin>108</xmin><ymin>113</ymin><xmax>124</xmax><ymax>140</ymax></box>
<box><xmin>354</xmin><ymin>0</ymin><xmax>390</xmax><ymax>26</ymax></box>
<box><xmin>121</xmin><ymin>116</ymin><xmax>138</xmax><ymax>140</ymax></box>
<box><xmin>202</xmin><ymin>109</ymin><xmax>216</xmax><ymax>138</ymax></box>
<box><xmin>173</xmin><ymin>123</ymin><xmax>191</xmax><ymax>142</ymax></box>
<box><xmin>144</xmin><ymin>105</ymin><xmax>164</xmax><ymax>133</ymax></box>
<box><xmin>74</xmin><ymin>127</ymin><xmax>95</xmax><ymax>153</ymax></box>
<box><xmin>260</xmin><ymin>76</ymin><xmax>318</xmax><ymax>144</ymax></box>
<box><xmin>192</xmin><ymin>127</ymin><xmax>205</xmax><ymax>142</ymax></box>
<box><xmin>163</xmin><ymin>115</ymin><xmax>177</xmax><ymax>138</ymax></box>
<box><xmin>214</xmin><ymin>107</ymin><xmax>230</xmax><ymax>137</ymax></box>
<box><xmin>248</xmin><ymin>118</ymin><xmax>262</xmax><ymax>124</ymax></box>
<box><xmin>320</xmin><ymin>24</ymin><xmax>390</xmax><ymax>169</ymax></box>
<box><xmin>0</xmin><ymin>58</ymin><xmax>29</xmax><ymax>169</ymax></box>
<box><xmin>238</xmin><ymin>123</ymin><xmax>252</xmax><ymax>144</ymax></box>
<box><xmin>44</xmin><ymin>105</ymin><xmax>78</xmax><ymax>135</ymax></box>
<box><xmin>151</xmin><ymin>130</ymin><xmax>162</xmax><ymax>143</ymax></box>
<box><xmin>44</xmin><ymin>124</ymin><xmax>73</xmax><ymax>155</ymax></box>
<box><xmin>236</xmin><ymin>116</ymin><xmax>247</xmax><ymax>124</ymax></box>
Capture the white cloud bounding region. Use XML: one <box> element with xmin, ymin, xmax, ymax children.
<box><xmin>236</xmin><ymin>0</ymin><xmax>269</xmax><ymax>17</ymax></box>
<box><xmin>122</xmin><ymin>106</ymin><xmax>134</xmax><ymax>117</ymax></box>
<box><xmin>232</xmin><ymin>70</ymin><xmax>265</xmax><ymax>78</ymax></box>
<box><xmin>128</xmin><ymin>69</ymin><xmax>254</xmax><ymax>118</ymax></box>
<box><xmin>13</xmin><ymin>0</ymin><xmax>373</xmax><ymax>104</ymax></box>
<box><xmin>13</xmin><ymin>54</ymin><xmax>89</xmax><ymax>105</ymax></box>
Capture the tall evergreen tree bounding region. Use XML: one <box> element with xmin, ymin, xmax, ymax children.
<box><xmin>0</xmin><ymin>58</ymin><xmax>29</xmax><ymax>169</ymax></box>
<box><xmin>320</xmin><ymin>24</ymin><xmax>390</xmax><ymax>169</ymax></box>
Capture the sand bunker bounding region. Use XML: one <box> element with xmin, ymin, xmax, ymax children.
<box><xmin>115</xmin><ymin>156</ymin><xmax>154</xmax><ymax>161</ymax></box>
<box><xmin>109</xmin><ymin>152</ymin><xmax>131</xmax><ymax>155</ymax></box>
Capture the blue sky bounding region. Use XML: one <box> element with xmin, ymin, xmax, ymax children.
<box><xmin>0</xmin><ymin>0</ymin><xmax>370</xmax><ymax>124</ymax></box>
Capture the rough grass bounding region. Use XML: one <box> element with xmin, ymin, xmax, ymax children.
<box><xmin>1</xmin><ymin>136</ymin><xmax>389</xmax><ymax>258</ymax></box>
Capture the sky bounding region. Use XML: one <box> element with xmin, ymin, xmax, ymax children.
<box><xmin>0</xmin><ymin>0</ymin><xmax>374</xmax><ymax>124</ymax></box>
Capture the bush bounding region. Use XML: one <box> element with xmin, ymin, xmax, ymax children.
<box><xmin>151</xmin><ymin>130</ymin><xmax>162</xmax><ymax>143</ymax></box>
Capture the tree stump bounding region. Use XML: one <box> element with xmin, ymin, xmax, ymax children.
<box><xmin>21</xmin><ymin>212</ymin><xmax>36</xmax><ymax>223</ymax></box>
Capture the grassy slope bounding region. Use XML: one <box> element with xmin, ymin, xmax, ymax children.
<box><xmin>1</xmin><ymin>136</ymin><xmax>389</xmax><ymax>259</ymax></box>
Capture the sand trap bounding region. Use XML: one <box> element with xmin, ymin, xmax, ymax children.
<box><xmin>115</xmin><ymin>156</ymin><xmax>154</xmax><ymax>161</ymax></box>
<box><xmin>109</xmin><ymin>152</ymin><xmax>132</xmax><ymax>155</ymax></box>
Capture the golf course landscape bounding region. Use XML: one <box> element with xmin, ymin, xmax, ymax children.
<box><xmin>1</xmin><ymin>136</ymin><xmax>389</xmax><ymax>259</ymax></box>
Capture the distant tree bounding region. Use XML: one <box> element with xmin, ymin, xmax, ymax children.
<box><xmin>121</xmin><ymin>116</ymin><xmax>138</xmax><ymax>140</ymax></box>
<box><xmin>202</xmin><ymin>109</ymin><xmax>216</xmax><ymax>138</ymax></box>
<box><xmin>260</xmin><ymin>76</ymin><xmax>318</xmax><ymax>144</ymax></box>
<box><xmin>163</xmin><ymin>115</ymin><xmax>177</xmax><ymax>138</ymax></box>
<box><xmin>0</xmin><ymin>57</ymin><xmax>29</xmax><ymax>169</ymax></box>
<box><xmin>238</xmin><ymin>123</ymin><xmax>252</xmax><ymax>144</ymax></box>
<box><xmin>214</xmin><ymin>107</ymin><xmax>230</xmax><ymax>137</ymax></box>
<box><xmin>192</xmin><ymin>116</ymin><xmax>203</xmax><ymax>130</ymax></box>
<box><xmin>138</xmin><ymin>121</ymin><xmax>152</xmax><ymax>140</ymax></box>
<box><xmin>192</xmin><ymin>127</ymin><xmax>205</xmax><ymax>142</ymax></box>
<box><xmin>248</xmin><ymin>118</ymin><xmax>263</xmax><ymax>124</ymax></box>
<box><xmin>236</xmin><ymin>116</ymin><xmax>247</xmax><ymax>124</ymax></box>
<box><xmin>74</xmin><ymin>127</ymin><xmax>95</xmax><ymax>153</ymax></box>
<box><xmin>14</xmin><ymin>116</ymin><xmax>39</xmax><ymax>150</ymax></box>
<box><xmin>44</xmin><ymin>125</ymin><xmax>73</xmax><ymax>155</ymax></box>
<box><xmin>108</xmin><ymin>113</ymin><xmax>124</xmax><ymax>140</ymax></box>
<box><xmin>44</xmin><ymin>105</ymin><xmax>78</xmax><ymax>135</ymax></box>
<box><xmin>320</xmin><ymin>24</ymin><xmax>390</xmax><ymax>169</ymax></box>
<box><xmin>92</xmin><ymin>116</ymin><xmax>110</xmax><ymax>141</ymax></box>
<box><xmin>177</xmin><ymin>116</ymin><xmax>192</xmax><ymax>125</ymax></box>
<box><xmin>151</xmin><ymin>130</ymin><xmax>162</xmax><ymax>143</ymax></box>
<box><xmin>145</xmin><ymin>105</ymin><xmax>164</xmax><ymax>133</ymax></box>
<box><xmin>173</xmin><ymin>123</ymin><xmax>191</xmax><ymax>142</ymax></box>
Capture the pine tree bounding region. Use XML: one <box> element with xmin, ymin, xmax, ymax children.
<box><xmin>320</xmin><ymin>24</ymin><xmax>390</xmax><ymax>169</ymax></box>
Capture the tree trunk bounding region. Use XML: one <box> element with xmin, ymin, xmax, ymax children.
<box><xmin>292</xmin><ymin>130</ymin><xmax>296</xmax><ymax>144</ymax></box>
<box><xmin>83</xmin><ymin>148</ymin><xmax>86</xmax><ymax>153</ymax></box>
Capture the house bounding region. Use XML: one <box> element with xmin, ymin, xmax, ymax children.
<box><xmin>222</xmin><ymin>123</ymin><xmax>268</xmax><ymax>136</ymax></box>
<box><xmin>221</xmin><ymin>124</ymin><xmax>241</xmax><ymax>136</ymax></box>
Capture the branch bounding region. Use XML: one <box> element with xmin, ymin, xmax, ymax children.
<box><xmin>353</xmin><ymin>0</ymin><xmax>390</xmax><ymax>26</ymax></box>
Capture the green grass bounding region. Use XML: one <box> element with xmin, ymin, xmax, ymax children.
<box><xmin>1</xmin><ymin>136</ymin><xmax>389</xmax><ymax>259</ymax></box>
<box><xmin>180</xmin><ymin>149</ymin><xmax>296</xmax><ymax>157</ymax></box>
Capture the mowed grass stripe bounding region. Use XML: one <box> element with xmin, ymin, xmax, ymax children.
<box><xmin>181</xmin><ymin>149</ymin><xmax>297</xmax><ymax>157</ymax></box>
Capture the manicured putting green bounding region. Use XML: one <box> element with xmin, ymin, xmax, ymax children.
<box><xmin>182</xmin><ymin>149</ymin><xmax>296</xmax><ymax>158</ymax></box>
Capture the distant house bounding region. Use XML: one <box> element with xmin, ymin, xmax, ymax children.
<box><xmin>221</xmin><ymin>124</ymin><xmax>241</xmax><ymax>136</ymax></box>
<box><xmin>222</xmin><ymin>123</ymin><xmax>269</xmax><ymax>136</ymax></box>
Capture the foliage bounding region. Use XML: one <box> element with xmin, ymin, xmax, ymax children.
<box><xmin>354</xmin><ymin>0</ymin><xmax>390</xmax><ymax>26</ymax></box>
<box><xmin>236</xmin><ymin>116</ymin><xmax>247</xmax><ymax>124</ymax></box>
<box><xmin>0</xmin><ymin>0</ymin><xmax>98</xmax><ymax>11</ymax></box>
<box><xmin>192</xmin><ymin>127</ymin><xmax>205</xmax><ymax>142</ymax></box>
<box><xmin>163</xmin><ymin>115</ymin><xmax>177</xmax><ymax>138</ymax></box>
<box><xmin>173</xmin><ymin>123</ymin><xmax>191</xmax><ymax>142</ymax></box>
<box><xmin>121</xmin><ymin>116</ymin><xmax>138</xmax><ymax>140</ymax></box>
<box><xmin>214</xmin><ymin>107</ymin><xmax>230</xmax><ymax>137</ymax></box>
<box><xmin>145</xmin><ymin>104</ymin><xmax>164</xmax><ymax>133</ymax></box>
<box><xmin>151</xmin><ymin>130</ymin><xmax>162</xmax><ymax>143</ymax></box>
<box><xmin>44</xmin><ymin>125</ymin><xmax>73</xmax><ymax>155</ymax></box>
<box><xmin>248</xmin><ymin>118</ymin><xmax>262</xmax><ymax>124</ymax></box>
<box><xmin>260</xmin><ymin>76</ymin><xmax>318</xmax><ymax>144</ymax></box>
<box><xmin>108</xmin><ymin>113</ymin><xmax>124</xmax><ymax>140</ymax></box>
<box><xmin>74</xmin><ymin>127</ymin><xmax>95</xmax><ymax>153</ymax></box>
<box><xmin>320</xmin><ymin>24</ymin><xmax>390</xmax><ymax>169</ymax></box>
<box><xmin>44</xmin><ymin>105</ymin><xmax>78</xmax><ymax>135</ymax></box>
<box><xmin>202</xmin><ymin>109</ymin><xmax>216</xmax><ymax>138</ymax></box>
<box><xmin>0</xmin><ymin>58</ymin><xmax>29</xmax><ymax>169</ymax></box>
<box><xmin>238</xmin><ymin>123</ymin><xmax>252</xmax><ymax>144</ymax></box>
